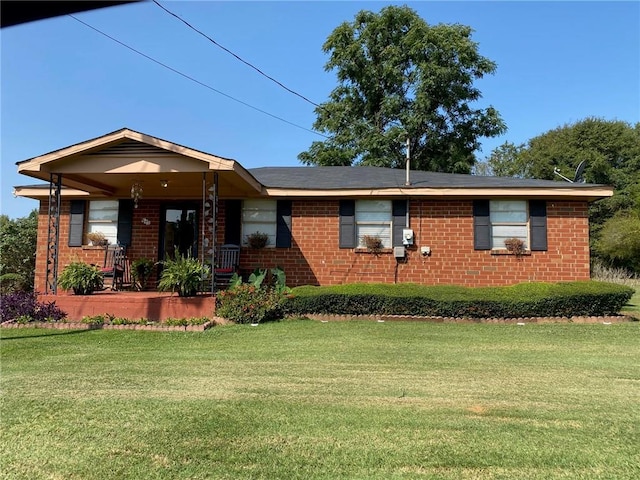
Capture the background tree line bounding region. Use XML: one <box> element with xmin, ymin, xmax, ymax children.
<box><xmin>477</xmin><ymin>118</ymin><xmax>640</xmax><ymax>273</ymax></box>
<box><xmin>0</xmin><ymin>210</ymin><xmax>38</xmax><ymax>293</ymax></box>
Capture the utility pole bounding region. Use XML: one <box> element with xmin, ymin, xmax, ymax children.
<box><xmin>405</xmin><ymin>137</ymin><xmax>411</xmax><ymax>186</ymax></box>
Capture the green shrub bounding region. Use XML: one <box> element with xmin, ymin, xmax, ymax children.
<box><xmin>217</xmin><ymin>267</ymin><xmax>291</xmax><ymax>324</ymax></box>
<box><xmin>288</xmin><ymin>282</ymin><xmax>634</xmax><ymax>318</ymax></box>
<box><xmin>217</xmin><ymin>284</ymin><xmax>289</xmax><ymax>324</ymax></box>
<box><xmin>596</xmin><ymin>213</ymin><xmax>640</xmax><ymax>274</ymax></box>
<box><xmin>58</xmin><ymin>262</ymin><xmax>104</xmax><ymax>295</ymax></box>
<box><xmin>0</xmin><ymin>291</ymin><xmax>66</xmax><ymax>323</ymax></box>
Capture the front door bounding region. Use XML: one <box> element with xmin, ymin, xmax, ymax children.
<box><xmin>160</xmin><ymin>204</ymin><xmax>199</xmax><ymax>261</ymax></box>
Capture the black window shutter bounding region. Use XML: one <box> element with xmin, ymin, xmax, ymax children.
<box><xmin>473</xmin><ymin>200</ymin><xmax>491</xmax><ymax>250</ymax></box>
<box><xmin>225</xmin><ymin>200</ymin><xmax>242</xmax><ymax>245</ymax></box>
<box><xmin>117</xmin><ymin>200</ymin><xmax>134</xmax><ymax>247</ymax></box>
<box><xmin>276</xmin><ymin>200</ymin><xmax>292</xmax><ymax>248</ymax></box>
<box><xmin>339</xmin><ymin>200</ymin><xmax>356</xmax><ymax>248</ymax></box>
<box><xmin>529</xmin><ymin>200</ymin><xmax>548</xmax><ymax>251</ymax></box>
<box><xmin>68</xmin><ymin>200</ymin><xmax>85</xmax><ymax>247</ymax></box>
<box><xmin>392</xmin><ymin>200</ymin><xmax>408</xmax><ymax>247</ymax></box>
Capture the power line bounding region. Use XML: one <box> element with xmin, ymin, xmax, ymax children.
<box><xmin>152</xmin><ymin>0</ymin><xmax>322</xmax><ymax>109</ymax></box>
<box><xmin>150</xmin><ymin>2</ymin><xmax>397</xmax><ymax>143</ymax></box>
<box><xmin>68</xmin><ymin>14</ymin><xmax>328</xmax><ymax>138</ymax></box>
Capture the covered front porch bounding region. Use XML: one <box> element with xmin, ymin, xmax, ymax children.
<box><xmin>15</xmin><ymin>128</ymin><xmax>262</xmax><ymax>298</ymax></box>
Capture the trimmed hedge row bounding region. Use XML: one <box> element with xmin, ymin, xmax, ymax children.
<box><xmin>287</xmin><ymin>282</ymin><xmax>634</xmax><ymax>318</ymax></box>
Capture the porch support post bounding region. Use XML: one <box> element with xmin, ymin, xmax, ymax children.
<box><xmin>201</xmin><ymin>172</ymin><xmax>206</xmax><ymax>267</ymax></box>
<box><xmin>45</xmin><ymin>173</ymin><xmax>62</xmax><ymax>294</ymax></box>
<box><xmin>212</xmin><ymin>172</ymin><xmax>218</xmax><ymax>295</ymax></box>
<box><xmin>201</xmin><ymin>172</ymin><xmax>219</xmax><ymax>295</ymax></box>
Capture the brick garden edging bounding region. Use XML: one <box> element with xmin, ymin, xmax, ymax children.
<box><xmin>2</xmin><ymin>315</ymin><xmax>634</xmax><ymax>331</ymax></box>
<box><xmin>304</xmin><ymin>314</ymin><xmax>635</xmax><ymax>324</ymax></box>
<box><xmin>0</xmin><ymin>317</ymin><xmax>230</xmax><ymax>332</ymax></box>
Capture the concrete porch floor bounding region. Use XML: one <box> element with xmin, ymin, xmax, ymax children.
<box><xmin>38</xmin><ymin>291</ymin><xmax>216</xmax><ymax>322</ymax></box>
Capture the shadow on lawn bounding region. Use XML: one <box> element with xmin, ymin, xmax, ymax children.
<box><xmin>0</xmin><ymin>329</ymin><xmax>94</xmax><ymax>341</ymax></box>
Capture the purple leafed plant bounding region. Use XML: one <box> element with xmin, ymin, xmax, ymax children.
<box><xmin>0</xmin><ymin>291</ymin><xmax>66</xmax><ymax>323</ymax></box>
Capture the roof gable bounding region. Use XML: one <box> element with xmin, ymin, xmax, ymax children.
<box><xmin>16</xmin><ymin>128</ymin><xmax>262</xmax><ymax>197</ymax></box>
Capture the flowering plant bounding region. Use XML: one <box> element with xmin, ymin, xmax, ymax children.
<box><xmin>216</xmin><ymin>267</ymin><xmax>291</xmax><ymax>324</ymax></box>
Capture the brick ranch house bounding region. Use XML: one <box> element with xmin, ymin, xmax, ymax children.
<box><xmin>14</xmin><ymin>128</ymin><xmax>612</xmax><ymax>318</ymax></box>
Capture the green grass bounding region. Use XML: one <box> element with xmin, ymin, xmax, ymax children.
<box><xmin>2</xmin><ymin>321</ymin><xmax>639</xmax><ymax>479</ymax></box>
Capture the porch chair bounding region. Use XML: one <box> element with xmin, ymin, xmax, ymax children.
<box><xmin>101</xmin><ymin>245</ymin><xmax>127</xmax><ymax>290</ymax></box>
<box><xmin>214</xmin><ymin>244</ymin><xmax>240</xmax><ymax>289</ymax></box>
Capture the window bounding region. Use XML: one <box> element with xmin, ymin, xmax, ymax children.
<box><xmin>473</xmin><ymin>200</ymin><xmax>547</xmax><ymax>251</ymax></box>
<box><xmin>489</xmin><ymin>200</ymin><xmax>528</xmax><ymax>249</ymax></box>
<box><xmin>355</xmin><ymin>200</ymin><xmax>392</xmax><ymax>248</ymax></box>
<box><xmin>87</xmin><ymin>200</ymin><xmax>119</xmax><ymax>245</ymax></box>
<box><xmin>68</xmin><ymin>199</ymin><xmax>133</xmax><ymax>248</ymax></box>
<box><xmin>241</xmin><ymin>199</ymin><xmax>277</xmax><ymax>247</ymax></box>
<box><xmin>339</xmin><ymin>199</ymin><xmax>407</xmax><ymax>249</ymax></box>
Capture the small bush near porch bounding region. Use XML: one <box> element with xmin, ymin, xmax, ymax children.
<box><xmin>2</xmin><ymin>321</ymin><xmax>639</xmax><ymax>479</ymax></box>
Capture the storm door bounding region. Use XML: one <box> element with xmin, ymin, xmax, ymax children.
<box><xmin>160</xmin><ymin>204</ymin><xmax>199</xmax><ymax>261</ymax></box>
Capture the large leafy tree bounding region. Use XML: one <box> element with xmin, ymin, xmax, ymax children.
<box><xmin>0</xmin><ymin>210</ymin><xmax>38</xmax><ymax>292</ymax></box>
<box><xmin>482</xmin><ymin>118</ymin><xmax>640</xmax><ymax>272</ymax></box>
<box><xmin>596</xmin><ymin>213</ymin><xmax>640</xmax><ymax>273</ymax></box>
<box><xmin>298</xmin><ymin>5</ymin><xmax>506</xmax><ymax>173</ymax></box>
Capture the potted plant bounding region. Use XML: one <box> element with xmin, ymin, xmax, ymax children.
<box><xmin>57</xmin><ymin>261</ymin><xmax>104</xmax><ymax>295</ymax></box>
<box><xmin>157</xmin><ymin>252</ymin><xmax>209</xmax><ymax>297</ymax></box>
<box><xmin>247</xmin><ymin>231</ymin><xmax>269</xmax><ymax>249</ymax></box>
<box><xmin>362</xmin><ymin>235</ymin><xmax>384</xmax><ymax>254</ymax></box>
<box><xmin>86</xmin><ymin>231</ymin><xmax>108</xmax><ymax>246</ymax></box>
<box><xmin>131</xmin><ymin>258</ymin><xmax>154</xmax><ymax>291</ymax></box>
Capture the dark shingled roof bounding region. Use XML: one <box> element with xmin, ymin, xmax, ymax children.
<box><xmin>249</xmin><ymin>166</ymin><xmax>599</xmax><ymax>190</ymax></box>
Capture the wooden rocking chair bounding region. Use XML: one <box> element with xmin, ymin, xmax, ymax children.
<box><xmin>101</xmin><ymin>245</ymin><xmax>127</xmax><ymax>290</ymax></box>
<box><xmin>214</xmin><ymin>244</ymin><xmax>240</xmax><ymax>289</ymax></box>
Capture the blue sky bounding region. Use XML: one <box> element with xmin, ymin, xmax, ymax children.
<box><xmin>2</xmin><ymin>1</ymin><xmax>638</xmax><ymax>218</ymax></box>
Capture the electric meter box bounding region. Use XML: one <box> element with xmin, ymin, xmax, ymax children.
<box><xmin>402</xmin><ymin>229</ymin><xmax>414</xmax><ymax>245</ymax></box>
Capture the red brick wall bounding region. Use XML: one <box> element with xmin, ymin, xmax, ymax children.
<box><xmin>34</xmin><ymin>200</ymin><xmax>165</xmax><ymax>292</ymax></box>
<box><xmin>238</xmin><ymin>199</ymin><xmax>591</xmax><ymax>287</ymax></box>
<box><xmin>34</xmin><ymin>198</ymin><xmax>591</xmax><ymax>292</ymax></box>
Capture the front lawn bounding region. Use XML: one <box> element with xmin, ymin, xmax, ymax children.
<box><xmin>622</xmin><ymin>284</ymin><xmax>640</xmax><ymax>318</ymax></box>
<box><xmin>2</xmin><ymin>321</ymin><xmax>639</xmax><ymax>479</ymax></box>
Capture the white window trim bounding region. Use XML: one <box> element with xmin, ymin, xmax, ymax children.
<box><xmin>87</xmin><ymin>200</ymin><xmax>118</xmax><ymax>245</ymax></box>
<box><xmin>355</xmin><ymin>200</ymin><xmax>392</xmax><ymax>249</ymax></box>
<box><xmin>489</xmin><ymin>200</ymin><xmax>530</xmax><ymax>250</ymax></box>
<box><xmin>241</xmin><ymin>199</ymin><xmax>277</xmax><ymax>247</ymax></box>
